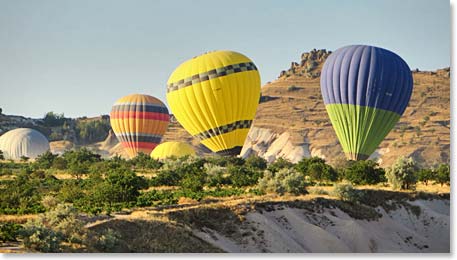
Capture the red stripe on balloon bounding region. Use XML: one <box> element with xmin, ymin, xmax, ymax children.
<box><xmin>110</xmin><ymin>111</ymin><xmax>170</xmax><ymax>121</ymax></box>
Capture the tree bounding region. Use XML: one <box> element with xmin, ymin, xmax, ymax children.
<box><xmin>295</xmin><ymin>157</ymin><xmax>337</xmax><ymax>183</ymax></box>
<box><xmin>0</xmin><ymin>150</ymin><xmax>4</xmax><ymax>160</ymax></box>
<box><xmin>434</xmin><ymin>164</ymin><xmax>450</xmax><ymax>186</ymax></box>
<box><xmin>43</xmin><ymin>112</ymin><xmax>66</xmax><ymax>127</ymax></box>
<box><xmin>343</xmin><ymin>160</ymin><xmax>386</xmax><ymax>185</ymax></box>
<box><xmin>257</xmin><ymin>168</ymin><xmax>306</xmax><ymax>195</ymax></box>
<box><xmin>35</xmin><ymin>151</ymin><xmax>58</xmax><ymax>169</ymax></box>
<box><xmin>20</xmin><ymin>156</ymin><xmax>30</xmax><ymax>162</ymax></box>
<box><xmin>63</xmin><ymin>148</ymin><xmax>101</xmax><ymax>179</ymax></box>
<box><xmin>229</xmin><ymin>165</ymin><xmax>262</xmax><ymax>187</ymax></box>
<box><xmin>245</xmin><ymin>155</ymin><xmax>267</xmax><ymax>170</ymax></box>
<box><xmin>267</xmin><ymin>157</ymin><xmax>294</xmax><ymax>173</ymax></box>
<box><xmin>100</xmin><ymin>168</ymin><xmax>148</xmax><ymax>204</ymax></box>
<box><xmin>416</xmin><ymin>168</ymin><xmax>433</xmax><ymax>186</ymax></box>
<box><xmin>386</xmin><ymin>157</ymin><xmax>417</xmax><ymax>190</ymax></box>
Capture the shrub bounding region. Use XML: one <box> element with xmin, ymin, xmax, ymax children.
<box><xmin>434</xmin><ymin>164</ymin><xmax>450</xmax><ymax>186</ymax></box>
<box><xmin>101</xmin><ymin>167</ymin><xmax>148</xmax><ymax>204</ymax></box>
<box><xmin>52</xmin><ymin>157</ymin><xmax>68</xmax><ymax>170</ymax></box>
<box><xmin>296</xmin><ymin>157</ymin><xmax>337</xmax><ymax>183</ymax></box>
<box><xmin>257</xmin><ymin>169</ymin><xmax>306</xmax><ymax>195</ymax></box>
<box><xmin>0</xmin><ymin>223</ymin><xmax>23</xmax><ymax>242</ymax></box>
<box><xmin>92</xmin><ymin>228</ymin><xmax>121</xmax><ymax>252</ymax></box>
<box><xmin>0</xmin><ymin>150</ymin><xmax>4</xmax><ymax>160</ymax></box>
<box><xmin>416</xmin><ymin>168</ymin><xmax>433</xmax><ymax>186</ymax></box>
<box><xmin>35</xmin><ymin>151</ymin><xmax>58</xmax><ymax>169</ymax></box>
<box><xmin>386</xmin><ymin>157</ymin><xmax>417</xmax><ymax>190</ymax></box>
<box><xmin>229</xmin><ymin>165</ymin><xmax>262</xmax><ymax>187</ymax></box>
<box><xmin>130</xmin><ymin>153</ymin><xmax>162</xmax><ymax>169</ymax></box>
<box><xmin>136</xmin><ymin>190</ymin><xmax>178</xmax><ymax>207</ymax></box>
<box><xmin>207</xmin><ymin>156</ymin><xmax>244</xmax><ymax>167</ymax></box>
<box><xmin>204</xmin><ymin>163</ymin><xmax>228</xmax><ymax>187</ymax></box>
<box><xmin>332</xmin><ymin>183</ymin><xmax>361</xmax><ymax>203</ymax></box>
<box><xmin>245</xmin><ymin>155</ymin><xmax>268</xmax><ymax>170</ymax></box>
<box><xmin>267</xmin><ymin>157</ymin><xmax>295</xmax><ymax>173</ymax></box>
<box><xmin>152</xmin><ymin>157</ymin><xmax>206</xmax><ymax>187</ymax></box>
<box><xmin>20</xmin><ymin>204</ymin><xmax>86</xmax><ymax>252</ymax></box>
<box><xmin>180</xmin><ymin>171</ymin><xmax>206</xmax><ymax>192</ymax></box>
<box><xmin>63</xmin><ymin>148</ymin><xmax>101</xmax><ymax>179</ymax></box>
<box><xmin>343</xmin><ymin>160</ymin><xmax>386</xmax><ymax>185</ymax></box>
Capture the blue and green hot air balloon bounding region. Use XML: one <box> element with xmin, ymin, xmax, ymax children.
<box><xmin>320</xmin><ymin>45</ymin><xmax>413</xmax><ymax>160</ymax></box>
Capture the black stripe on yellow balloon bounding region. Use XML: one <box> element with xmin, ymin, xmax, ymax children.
<box><xmin>166</xmin><ymin>62</ymin><xmax>257</xmax><ymax>93</ymax></box>
<box><xmin>194</xmin><ymin>120</ymin><xmax>252</xmax><ymax>140</ymax></box>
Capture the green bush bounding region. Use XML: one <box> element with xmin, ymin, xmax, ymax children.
<box><xmin>130</xmin><ymin>153</ymin><xmax>162</xmax><ymax>169</ymax></box>
<box><xmin>245</xmin><ymin>155</ymin><xmax>268</xmax><ymax>170</ymax></box>
<box><xmin>343</xmin><ymin>160</ymin><xmax>386</xmax><ymax>185</ymax></box>
<box><xmin>63</xmin><ymin>148</ymin><xmax>101</xmax><ymax>179</ymax></box>
<box><xmin>20</xmin><ymin>204</ymin><xmax>87</xmax><ymax>252</ymax></box>
<box><xmin>204</xmin><ymin>163</ymin><xmax>229</xmax><ymax>187</ymax></box>
<box><xmin>267</xmin><ymin>157</ymin><xmax>295</xmax><ymax>173</ymax></box>
<box><xmin>434</xmin><ymin>164</ymin><xmax>450</xmax><ymax>186</ymax></box>
<box><xmin>296</xmin><ymin>157</ymin><xmax>337</xmax><ymax>183</ymax></box>
<box><xmin>43</xmin><ymin>112</ymin><xmax>66</xmax><ymax>127</ymax></box>
<box><xmin>229</xmin><ymin>165</ymin><xmax>262</xmax><ymax>187</ymax></box>
<box><xmin>35</xmin><ymin>151</ymin><xmax>58</xmax><ymax>169</ymax></box>
<box><xmin>52</xmin><ymin>157</ymin><xmax>68</xmax><ymax>170</ymax></box>
<box><xmin>0</xmin><ymin>223</ymin><xmax>23</xmax><ymax>242</ymax></box>
<box><xmin>257</xmin><ymin>168</ymin><xmax>306</xmax><ymax>195</ymax></box>
<box><xmin>386</xmin><ymin>157</ymin><xmax>417</xmax><ymax>190</ymax></box>
<box><xmin>136</xmin><ymin>190</ymin><xmax>178</xmax><ymax>207</ymax></box>
<box><xmin>332</xmin><ymin>183</ymin><xmax>361</xmax><ymax>203</ymax></box>
<box><xmin>416</xmin><ymin>168</ymin><xmax>433</xmax><ymax>185</ymax></box>
<box><xmin>180</xmin><ymin>171</ymin><xmax>206</xmax><ymax>192</ymax></box>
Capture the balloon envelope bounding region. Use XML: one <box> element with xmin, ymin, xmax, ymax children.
<box><xmin>150</xmin><ymin>141</ymin><xmax>196</xmax><ymax>160</ymax></box>
<box><xmin>166</xmin><ymin>50</ymin><xmax>261</xmax><ymax>156</ymax></box>
<box><xmin>320</xmin><ymin>45</ymin><xmax>413</xmax><ymax>160</ymax></box>
<box><xmin>0</xmin><ymin>128</ymin><xmax>50</xmax><ymax>160</ymax></box>
<box><xmin>110</xmin><ymin>94</ymin><xmax>170</xmax><ymax>158</ymax></box>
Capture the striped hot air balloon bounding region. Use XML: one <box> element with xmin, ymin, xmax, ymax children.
<box><xmin>166</xmin><ymin>50</ymin><xmax>261</xmax><ymax>156</ymax></box>
<box><xmin>320</xmin><ymin>45</ymin><xmax>413</xmax><ymax>160</ymax></box>
<box><xmin>110</xmin><ymin>94</ymin><xmax>170</xmax><ymax>158</ymax></box>
<box><xmin>150</xmin><ymin>141</ymin><xmax>196</xmax><ymax>160</ymax></box>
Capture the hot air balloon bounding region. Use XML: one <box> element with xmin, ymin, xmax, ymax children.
<box><xmin>110</xmin><ymin>94</ymin><xmax>170</xmax><ymax>158</ymax></box>
<box><xmin>150</xmin><ymin>141</ymin><xmax>196</xmax><ymax>160</ymax></box>
<box><xmin>166</xmin><ymin>50</ymin><xmax>261</xmax><ymax>156</ymax></box>
<box><xmin>320</xmin><ymin>45</ymin><xmax>413</xmax><ymax>160</ymax></box>
<box><xmin>0</xmin><ymin>128</ymin><xmax>50</xmax><ymax>160</ymax></box>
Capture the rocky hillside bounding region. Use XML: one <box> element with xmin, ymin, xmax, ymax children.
<box><xmin>239</xmin><ymin>49</ymin><xmax>450</xmax><ymax>167</ymax></box>
<box><xmin>0</xmin><ymin>49</ymin><xmax>450</xmax><ymax>167</ymax></box>
<box><xmin>87</xmin><ymin>190</ymin><xmax>449</xmax><ymax>253</ymax></box>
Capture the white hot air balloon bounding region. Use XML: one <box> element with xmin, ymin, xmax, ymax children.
<box><xmin>0</xmin><ymin>128</ymin><xmax>50</xmax><ymax>160</ymax></box>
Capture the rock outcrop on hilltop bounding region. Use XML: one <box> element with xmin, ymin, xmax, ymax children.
<box><xmin>279</xmin><ymin>49</ymin><xmax>331</xmax><ymax>79</ymax></box>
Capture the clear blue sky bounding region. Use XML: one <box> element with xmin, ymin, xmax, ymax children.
<box><xmin>0</xmin><ymin>0</ymin><xmax>450</xmax><ymax>118</ymax></box>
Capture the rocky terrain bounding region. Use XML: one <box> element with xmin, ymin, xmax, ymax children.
<box><xmin>86</xmin><ymin>190</ymin><xmax>449</xmax><ymax>253</ymax></box>
<box><xmin>240</xmin><ymin>49</ymin><xmax>450</xmax><ymax>167</ymax></box>
<box><xmin>0</xmin><ymin>49</ymin><xmax>450</xmax><ymax>167</ymax></box>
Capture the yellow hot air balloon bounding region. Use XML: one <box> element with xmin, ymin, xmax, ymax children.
<box><xmin>166</xmin><ymin>50</ymin><xmax>261</xmax><ymax>156</ymax></box>
<box><xmin>150</xmin><ymin>141</ymin><xmax>196</xmax><ymax>160</ymax></box>
<box><xmin>110</xmin><ymin>94</ymin><xmax>170</xmax><ymax>158</ymax></box>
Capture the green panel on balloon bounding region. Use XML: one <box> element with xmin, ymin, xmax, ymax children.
<box><xmin>325</xmin><ymin>104</ymin><xmax>401</xmax><ymax>160</ymax></box>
